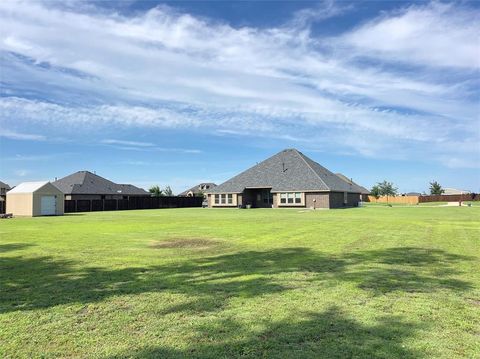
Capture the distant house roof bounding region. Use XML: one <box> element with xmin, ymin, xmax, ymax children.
<box><xmin>53</xmin><ymin>171</ymin><xmax>149</xmax><ymax>196</ymax></box>
<box><xmin>7</xmin><ymin>181</ymin><xmax>51</xmax><ymax>194</ymax></box>
<box><xmin>0</xmin><ymin>181</ymin><xmax>11</xmax><ymax>190</ymax></box>
<box><xmin>443</xmin><ymin>188</ymin><xmax>471</xmax><ymax>195</ymax></box>
<box><xmin>209</xmin><ymin>149</ymin><xmax>367</xmax><ymax>194</ymax></box>
<box><xmin>335</xmin><ymin>173</ymin><xmax>370</xmax><ymax>194</ymax></box>
<box><xmin>179</xmin><ymin>183</ymin><xmax>217</xmax><ymax>196</ymax></box>
<box><xmin>404</xmin><ymin>192</ymin><xmax>422</xmax><ymax>196</ymax></box>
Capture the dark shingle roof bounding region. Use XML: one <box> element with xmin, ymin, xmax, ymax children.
<box><xmin>335</xmin><ymin>173</ymin><xmax>370</xmax><ymax>194</ymax></box>
<box><xmin>53</xmin><ymin>171</ymin><xmax>149</xmax><ymax>195</ymax></box>
<box><xmin>209</xmin><ymin>149</ymin><xmax>366</xmax><ymax>194</ymax></box>
<box><xmin>0</xmin><ymin>181</ymin><xmax>11</xmax><ymax>190</ymax></box>
<box><xmin>178</xmin><ymin>183</ymin><xmax>217</xmax><ymax>196</ymax></box>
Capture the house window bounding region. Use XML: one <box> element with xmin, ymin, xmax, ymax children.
<box><xmin>279</xmin><ymin>192</ymin><xmax>303</xmax><ymax>205</ymax></box>
<box><xmin>262</xmin><ymin>190</ymin><xmax>273</xmax><ymax>204</ymax></box>
<box><xmin>213</xmin><ymin>193</ymin><xmax>235</xmax><ymax>206</ymax></box>
<box><xmin>344</xmin><ymin>192</ymin><xmax>348</xmax><ymax>204</ymax></box>
<box><xmin>295</xmin><ymin>192</ymin><xmax>301</xmax><ymax>204</ymax></box>
<box><xmin>287</xmin><ymin>193</ymin><xmax>294</xmax><ymax>204</ymax></box>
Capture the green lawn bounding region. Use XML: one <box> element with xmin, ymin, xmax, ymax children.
<box><xmin>1</xmin><ymin>207</ymin><xmax>479</xmax><ymax>358</ymax></box>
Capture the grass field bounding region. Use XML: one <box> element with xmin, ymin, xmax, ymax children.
<box><xmin>1</xmin><ymin>207</ymin><xmax>479</xmax><ymax>358</ymax></box>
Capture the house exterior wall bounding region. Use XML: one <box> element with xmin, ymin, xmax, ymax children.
<box><xmin>305</xmin><ymin>192</ymin><xmax>330</xmax><ymax>209</ymax></box>
<box><xmin>6</xmin><ymin>193</ymin><xmax>33</xmax><ymax>216</ymax></box>
<box><xmin>328</xmin><ymin>192</ymin><xmax>360</xmax><ymax>208</ymax></box>
<box><xmin>208</xmin><ymin>191</ymin><xmax>360</xmax><ymax>209</ymax></box>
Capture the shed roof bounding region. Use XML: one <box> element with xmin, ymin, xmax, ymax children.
<box><xmin>209</xmin><ymin>149</ymin><xmax>366</xmax><ymax>194</ymax></box>
<box><xmin>8</xmin><ymin>181</ymin><xmax>50</xmax><ymax>194</ymax></box>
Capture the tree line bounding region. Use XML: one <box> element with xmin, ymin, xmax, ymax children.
<box><xmin>370</xmin><ymin>180</ymin><xmax>446</xmax><ymax>201</ymax></box>
<box><xmin>148</xmin><ymin>185</ymin><xmax>174</xmax><ymax>197</ymax></box>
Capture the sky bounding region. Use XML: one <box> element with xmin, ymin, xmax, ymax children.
<box><xmin>0</xmin><ymin>0</ymin><xmax>479</xmax><ymax>194</ymax></box>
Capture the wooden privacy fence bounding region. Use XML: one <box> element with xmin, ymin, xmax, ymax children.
<box><xmin>64</xmin><ymin>196</ymin><xmax>203</xmax><ymax>213</ymax></box>
<box><xmin>367</xmin><ymin>195</ymin><xmax>419</xmax><ymax>205</ymax></box>
<box><xmin>418</xmin><ymin>193</ymin><xmax>479</xmax><ymax>203</ymax></box>
<box><xmin>366</xmin><ymin>193</ymin><xmax>479</xmax><ymax>204</ymax></box>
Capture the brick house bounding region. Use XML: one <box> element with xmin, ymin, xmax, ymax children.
<box><xmin>206</xmin><ymin>149</ymin><xmax>366</xmax><ymax>209</ymax></box>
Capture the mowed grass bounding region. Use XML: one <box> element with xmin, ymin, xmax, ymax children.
<box><xmin>0</xmin><ymin>207</ymin><xmax>479</xmax><ymax>358</ymax></box>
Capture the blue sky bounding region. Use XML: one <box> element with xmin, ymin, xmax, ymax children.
<box><xmin>0</xmin><ymin>0</ymin><xmax>479</xmax><ymax>194</ymax></box>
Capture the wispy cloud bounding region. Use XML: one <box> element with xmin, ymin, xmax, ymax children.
<box><xmin>14</xmin><ymin>169</ymin><xmax>30</xmax><ymax>177</ymax></box>
<box><xmin>101</xmin><ymin>137</ymin><xmax>202</xmax><ymax>154</ymax></box>
<box><xmin>101</xmin><ymin>139</ymin><xmax>155</xmax><ymax>147</ymax></box>
<box><xmin>0</xmin><ymin>129</ymin><xmax>46</xmax><ymax>141</ymax></box>
<box><xmin>0</xmin><ymin>1</ymin><xmax>478</xmax><ymax>167</ymax></box>
<box><xmin>340</xmin><ymin>2</ymin><xmax>480</xmax><ymax>69</ymax></box>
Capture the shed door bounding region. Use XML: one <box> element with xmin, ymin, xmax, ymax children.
<box><xmin>40</xmin><ymin>196</ymin><xmax>56</xmax><ymax>215</ymax></box>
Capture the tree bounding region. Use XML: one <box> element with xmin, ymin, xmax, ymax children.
<box><xmin>429</xmin><ymin>181</ymin><xmax>444</xmax><ymax>195</ymax></box>
<box><xmin>378</xmin><ymin>180</ymin><xmax>398</xmax><ymax>204</ymax></box>
<box><xmin>163</xmin><ymin>185</ymin><xmax>174</xmax><ymax>196</ymax></box>
<box><xmin>193</xmin><ymin>191</ymin><xmax>205</xmax><ymax>198</ymax></box>
<box><xmin>149</xmin><ymin>185</ymin><xmax>163</xmax><ymax>197</ymax></box>
<box><xmin>370</xmin><ymin>185</ymin><xmax>381</xmax><ymax>202</ymax></box>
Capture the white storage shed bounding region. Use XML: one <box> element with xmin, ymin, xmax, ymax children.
<box><xmin>6</xmin><ymin>181</ymin><xmax>64</xmax><ymax>217</ymax></box>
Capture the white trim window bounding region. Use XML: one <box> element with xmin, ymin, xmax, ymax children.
<box><xmin>279</xmin><ymin>192</ymin><xmax>304</xmax><ymax>206</ymax></box>
<box><xmin>214</xmin><ymin>193</ymin><xmax>236</xmax><ymax>206</ymax></box>
<box><xmin>344</xmin><ymin>192</ymin><xmax>348</xmax><ymax>204</ymax></box>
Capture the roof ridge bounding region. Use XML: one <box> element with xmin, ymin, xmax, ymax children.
<box><xmin>293</xmin><ymin>150</ymin><xmax>330</xmax><ymax>191</ymax></box>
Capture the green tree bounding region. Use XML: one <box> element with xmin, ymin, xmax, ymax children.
<box><xmin>370</xmin><ymin>185</ymin><xmax>381</xmax><ymax>202</ymax></box>
<box><xmin>149</xmin><ymin>185</ymin><xmax>163</xmax><ymax>197</ymax></box>
<box><xmin>378</xmin><ymin>180</ymin><xmax>398</xmax><ymax>204</ymax></box>
<box><xmin>429</xmin><ymin>181</ymin><xmax>444</xmax><ymax>195</ymax></box>
<box><xmin>193</xmin><ymin>191</ymin><xmax>205</xmax><ymax>198</ymax></box>
<box><xmin>163</xmin><ymin>185</ymin><xmax>174</xmax><ymax>196</ymax></box>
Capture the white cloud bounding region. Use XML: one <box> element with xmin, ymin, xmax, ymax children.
<box><xmin>0</xmin><ymin>1</ymin><xmax>478</xmax><ymax>167</ymax></box>
<box><xmin>14</xmin><ymin>169</ymin><xmax>30</xmax><ymax>177</ymax></box>
<box><xmin>340</xmin><ymin>2</ymin><xmax>480</xmax><ymax>68</ymax></box>
<box><xmin>0</xmin><ymin>129</ymin><xmax>46</xmax><ymax>141</ymax></box>
<box><xmin>101</xmin><ymin>139</ymin><xmax>155</xmax><ymax>147</ymax></box>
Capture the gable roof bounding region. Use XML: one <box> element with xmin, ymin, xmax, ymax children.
<box><xmin>8</xmin><ymin>181</ymin><xmax>51</xmax><ymax>194</ymax></box>
<box><xmin>0</xmin><ymin>181</ymin><xmax>11</xmax><ymax>190</ymax></box>
<box><xmin>335</xmin><ymin>173</ymin><xmax>370</xmax><ymax>194</ymax></box>
<box><xmin>53</xmin><ymin>171</ymin><xmax>149</xmax><ymax>195</ymax></box>
<box><xmin>209</xmin><ymin>149</ymin><xmax>366</xmax><ymax>194</ymax></box>
<box><xmin>178</xmin><ymin>183</ymin><xmax>217</xmax><ymax>196</ymax></box>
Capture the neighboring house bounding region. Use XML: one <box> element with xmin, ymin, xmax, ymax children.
<box><xmin>0</xmin><ymin>181</ymin><xmax>11</xmax><ymax>201</ymax></box>
<box><xmin>179</xmin><ymin>183</ymin><xmax>217</xmax><ymax>197</ymax></box>
<box><xmin>403</xmin><ymin>192</ymin><xmax>422</xmax><ymax>196</ymax></box>
<box><xmin>6</xmin><ymin>181</ymin><xmax>64</xmax><ymax>217</ymax></box>
<box><xmin>443</xmin><ymin>188</ymin><xmax>471</xmax><ymax>195</ymax></box>
<box><xmin>206</xmin><ymin>148</ymin><xmax>366</xmax><ymax>209</ymax></box>
<box><xmin>53</xmin><ymin>171</ymin><xmax>149</xmax><ymax>200</ymax></box>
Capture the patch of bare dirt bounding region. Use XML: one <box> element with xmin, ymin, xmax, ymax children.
<box><xmin>150</xmin><ymin>238</ymin><xmax>221</xmax><ymax>249</ymax></box>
